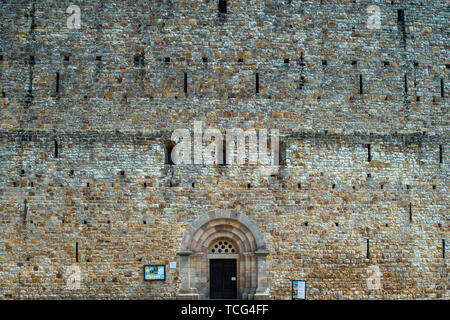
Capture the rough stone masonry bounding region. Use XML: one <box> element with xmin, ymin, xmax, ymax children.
<box><xmin>0</xmin><ymin>0</ymin><xmax>448</xmax><ymax>299</ymax></box>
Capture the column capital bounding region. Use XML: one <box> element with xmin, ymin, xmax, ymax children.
<box><xmin>254</xmin><ymin>249</ymin><xmax>270</xmax><ymax>256</ymax></box>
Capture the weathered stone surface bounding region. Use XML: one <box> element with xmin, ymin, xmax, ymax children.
<box><xmin>0</xmin><ymin>0</ymin><xmax>448</xmax><ymax>299</ymax></box>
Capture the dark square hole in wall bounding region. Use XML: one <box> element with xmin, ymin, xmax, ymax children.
<box><xmin>218</xmin><ymin>0</ymin><xmax>227</xmax><ymax>14</ymax></box>
<box><xmin>438</xmin><ymin>223</ymin><xmax>442</xmax><ymax>228</ymax></box>
<box><xmin>247</xmin><ymin>183</ymin><xmax>251</xmax><ymax>189</ymax></box>
<box><xmin>432</xmin><ymin>185</ymin><xmax>436</xmax><ymax>189</ymax></box>
<box><xmin>367</xmin><ymin>173</ymin><xmax>371</xmax><ymax>178</ymax></box>
<box><xmin>164</xmin><ymin>57</ymin><xmax>170</xmax><ymax>63</ymax></box>
<box><xmin>96</xmin><ymin>56</ymin><xmax>102</xmax><ymax>61</ymax></box>
<box><xmin>84</xmin><ymin>220</ymin><xmax>87</xmax><ymax>224</ymax></box>
<box><xmin>21</xmin><ymin>169</ymin><xmax>25</xmax><ymax>175</ymax></box>
<box><xmin>70</xmin><ymin>170</ymin><xmax>74</xmax><ymax>176</ymax></box>
<box><xmin>86</xmin><ymin>183</ymin><xmax>89</xmax><ymax>187</ymax></box>
<box><xmin>302</xmin><ymin>222</ymin><xmax>308</xmax><ymax>226</ymax></box>
<box><xmin>202</xmin><ymin>57</ymin><xmax>208</xmax><ymax>63</ymax></box>
<box><xmin>107</xmin><ymin>220</ymin><xmax>110</xmax><ymax>224</ymax></box>
<box><xmin>238</xmin><ymin>58</ymin><xmax>244</xmax><ymax>63</ymax></box>
<box><xmin>0</xmin><ymin>55</ymin><xmax>3</xmax><ymax>61</ymax></box>
<box><xmin>416</xmin><ymin>96</ymin><xmax>421</xmax><ymax>102</ymax></box>
<box><xmin>406</xmin><ymin>185</ymin><xmax>410</xmax><ymax>189</ymax></box>
<box><xmin>385</xmin><ymin>223</ymin><xmax>389</xmax><ymax>227</ymax></box>
<box><xmin>134</xmin><ymin>55</ymin><xmax>140</xmax><ymax>66</ymax></box>
<box><xmin>335</xmin><ymin>222</ymin><xmax>339</xmax><ymax>227</ymax></box>
<box><xmin>446</xmin><ymin>64</ymin><xmax>450</xmax><ymax>69</ymax></box>
<box><xmin>2</xmin><ymin>92</ymin><xmax>5</xmax><ymax>98</ymax></box>
<box><xmin>380</xmin><ymin>184</ymin><xmax>384</xmax><ymax>189</ymax></box>
<box><xmin>352</xmin><ymin>186</ymin><xmax>356</xmax><ymax>189</ymax></box>
<box><xmin>284</xmin><ymin>58</ymin><xmax>289</xmax><ymax>64</ymax></box>
<box><xmin>322</xmin><ymin>60</ymin><xmax>327</xmax><ymax>66</ymax></box>
<box><xmin>351</xmin><ymin>60</ymin><xmax>357</xmax><ymax>66</ymax></box>
<box><xmin>414</xmin><ymin>61</ymin><xmax>419</xmax><ymax>68</ymax></box>
<box><xmin>143</xmin><ymin>220</ymin><xmax>146</xmax><ymax>224</ymax></box>
<box><xmin>383</xmin><ymin>61</ymin><xmax>390</xmax><ymax>67</ymax></box>
<box><xmin>298</xmin><ymin>183</ymin><xmax>301</xmax><ymax>189</ymax></box>
<box><xmin>143</xmin><ymin>182</ymin><xmax>147</xmax><ymax>188</ymax></box>
<box><xmin>192</xmin><ymin>182</ymin><xmax>195</xmax><ymax>188</ymax></box>
<box><xmin>64</xmin><ymin>55</ymin><xmax>69</xmax><ymax>62</ymax></box>
<box><xmin>26</xmin><ymin>257</ymin><xmax>30</xmax><ymax>262</ymax></box>
<box><xmin>332</xmin><ymin>184</ymin><xmax>336</xmax><ymax>189</ymax></box>
<box><xmin>120</xmin><ymin>170</ymin><xmax>125</xmax><ymax>176</ymax></box>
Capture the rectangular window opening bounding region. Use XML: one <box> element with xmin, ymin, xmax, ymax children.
<box><xmin>439</xmin><ymin>145</ymin><xmax>443</xmax><ymax>163</ymax></box>
<box><xmin>166</xmin><ymin>142</ymin><xmax>175</xmax><ymax>165</ymax></box>
<box><xmin>221</xmin><ymin>139</ymin><xmax>226</xmax><ymax>166</ymax></box>
<box><xmin>397</xmin><ymin>9</ymin><xmax>405</xmax><ymax>24</ymax></box>
<box><xmin>367</xmin><ymin>144</ymin><xmax>371</xmax><ymax>162</ymax></box>
<box><xmin>218</xmin><ymin>0</ymin><xmax>227</xmax><ymax>14</ymax></box>
<box><xmin>56</xmin><ymin>72</ymin><xmax>60</xmax><ymax>94</ymax></box>
<box><xmin>359</xmin><ymin>74</ymin><xmax>363</xmax><ymax>94</ymax></box>
<box><xmin>404</xmin><ymin>74</ymin><xmax>408</xmax><ymax>94</ymax></box>
<box><xmin>367</xmin><ymin>239</ymin><xmax>370</xmax><ymax>259</ymax></box>
<box><xmin>255</xmin><ymin>72</ymin><xmax>260</xmax><ymax>94</ymax></box>
<box><xmin>54</xmin><ymin>140</ymin><xmax>58</xmax><ymax>158</ymax></box>
<box><xmin>441</xmin><ymin>78</ymin><xmax>445</xmax><ymax>98</ymax></box>
<box><xmin>75</xmin><ymin>242</ymin><xmax>79</xmax><ymax>263</ymax></box>
<box><xmin>184</xmin><ymin>72</ymin><xmax>188</xmax><ymax>95</ymax></box>
<box><xmin>409</xmin><ymin>203</ymin><xmax>412</xmax><ymax>222</ymax></box>
<box><xmin>443</xmin><ymin>240</ymin><xmax>446</xmax><ymax>259</ymax></box>
<box><xmin>23</xmin><ymin>200</ymin><xmax>27</xmax><ymax>219</ymax></box>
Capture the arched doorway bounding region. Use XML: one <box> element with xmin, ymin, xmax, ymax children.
<box><xmin>208</xmin><ymin>238</ymin><xmax>238</xmax><ymax>299</ymax></box>
<box><xmin>177</xmin><ymin>210</ymin><xmax>270</xmax><ymax>300</ymax></box>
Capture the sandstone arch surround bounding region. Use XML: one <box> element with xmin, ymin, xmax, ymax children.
<box><xmin>177</xmin><ymin>210</ymin><xmax>271</xmax><ymax>300</ymax></box>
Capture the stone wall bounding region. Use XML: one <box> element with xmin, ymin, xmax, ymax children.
<box><xmin>0</xmin><ymin>0</ymin><xmax>448</xmax><ymax>299</ymax></box>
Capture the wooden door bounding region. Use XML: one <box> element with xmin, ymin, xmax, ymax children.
<box><xmin>210</xmin><ymin>259</ymin><xmax>237</xmax><ymax>299</ymax></box>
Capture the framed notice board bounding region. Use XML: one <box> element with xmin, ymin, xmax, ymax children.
<box><xmin>292</xmin><ymin>280</ymin><xmax>306</xmax><ymax>300</ymax></box>
<box><xmin>143</xmin><ymin>265</ymin><xmax>166</xmax><ymax>281</ymax></box>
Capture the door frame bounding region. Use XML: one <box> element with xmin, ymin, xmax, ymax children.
<box><xmin>208</xmin><ymin>254</ymin><xmax>239</xmax><ymax>299</ymax></box>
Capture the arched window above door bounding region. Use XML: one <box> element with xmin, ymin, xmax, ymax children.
<box><xmin>208</xmin><ymin>238</ymin><xmax>237</xmax><ymax>254</ymax></box>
